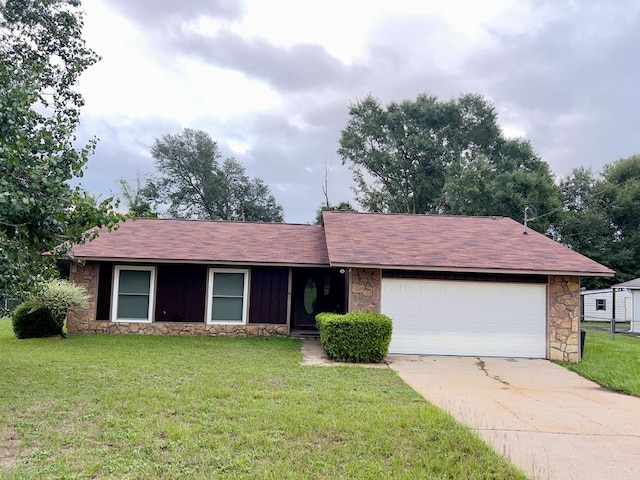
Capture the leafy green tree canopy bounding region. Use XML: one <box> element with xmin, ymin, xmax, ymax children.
<box><xmin>0</xmin><ymin>0</ymin><xmax>123</xmax><ymax>299</ymax></box>
<box><xmin>147</xmin><ymin>128</ymin><xmax>284</xmax><ymax>222</ymax></box>
<box><xmin>338</xmin><ymin>93</ymin><xmax>560</xmax><ymax>231</ymax></box>
<box><xmin>555</xmin><ymin>156</ymin><xmax>640</xmax><ymax>286</ymax></box>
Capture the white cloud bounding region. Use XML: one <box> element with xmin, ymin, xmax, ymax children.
<box><xmin>75</xmin><ymin>0</ymin><xmax>640</xmax><ymax>223</ymax></box>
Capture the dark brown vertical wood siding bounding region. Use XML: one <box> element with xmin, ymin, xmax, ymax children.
<box><xmin>155</xmin><ymin>264</ymin><xmax>207</xmax><ymax>322</ymax></box>
<box><xmin>249</xmin><ymin>267</ymin><xmax>288</xmax><ymax>324</ymax></box>
<box><xmin>95</xmin><ymin>262</ymin><xmax>113</xmax><ymax>320</ymax></box>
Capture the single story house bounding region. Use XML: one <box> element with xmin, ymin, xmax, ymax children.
<box><xmin>580</xmin><ymin>288</ymin><xmax>632</xmax><ymax>322</ymax></box>
<box><xmin>67</xmin><ymin>211</ymin><xmax>614</xmax><ymax>363</ymax></box>
<box><xmin>612</xmin><ymin>278</ymin><xmax>640</xmax><ymax>333</ymax></box>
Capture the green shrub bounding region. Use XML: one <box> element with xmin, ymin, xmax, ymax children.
<box><xmin>316</xmin><ymin>312</ymin><xmax>393</xmax><ymax>363</ymax></box>
<box><xmin>11</xmin><ymin>280</ymin><xmax>89</xmax><ymax>339</ymax></box>
<box><xmin>11</xmin><ymin>300</ymin><xmax>61</xmax><ymax>339</ymax></box>
<box><xmin>32</xmin><ymin>279</ymin><xmax>90</xmax><ymax>322</ymax></box>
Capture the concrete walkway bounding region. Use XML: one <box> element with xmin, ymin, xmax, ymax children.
<box><xmin>300</xmin><ymin>340</ymin><xmax>640</xmax><ymax>479</ymax></box>
<box><xmin>387</xmin><ymin>355</ymin><xmax>640</xmax><ymax>480</ymax></box>
<box><xmin>300</xmin><ymin>337</ymin><xmax>388</xmax><ymax>368</ymax></box>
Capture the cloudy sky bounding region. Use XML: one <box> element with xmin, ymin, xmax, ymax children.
<box><xmin>76</xmin><ymin>0</ymin><xmax>640</xmax><ymax>223</ymax></box>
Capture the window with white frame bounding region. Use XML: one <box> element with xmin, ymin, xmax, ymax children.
<box><xmin>595</xmin><ymin>298</ymin><xmax>606</xmax><ymax>311</ymax></box>
<box><xmin>207</xmin><ymin>269</ymin><xmax>248</xmax><ymax>324</ymax></box>
<box><xmin>112</xmin><ymin>266</ymin><xmax>155</xmax><ymax>322</ymax></box>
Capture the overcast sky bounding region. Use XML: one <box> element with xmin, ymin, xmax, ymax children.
<box><xmin>76</xmin><ymin>0</ymin><xmax>640</xmax><ymax>224</ymax></box>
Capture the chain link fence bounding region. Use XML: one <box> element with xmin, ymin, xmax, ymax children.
<box><xmin>1</xmin><ymin>298</ymin><xmax>21</xmax><ymax>317</ymax></box>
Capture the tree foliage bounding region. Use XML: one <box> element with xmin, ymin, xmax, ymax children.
<box><xmin>118</xmin><ymin>174</ymin><xmax>158</xmax><ymax>218</ymax></box>
<box><xmin>554</xmin><ymin>157</ymin><xmax>640</xmax><ymax>286</ymax></box>
<box><xmin>338</xmin><ymin>93</ymin><xmax>560</xmax><ymax>231</ymax></box>
<box><xmin>0</xmin><ymin>0</ymin><xmax>123</xmax><ymax>299</ymax></box>
<box><xmin>441</xmin><ymin>139</ymin><xmax>560</xmax><ymax>232</ymax></box>
<box><xmin>314</xmin><ymin>201</ymin><xmax>355</xmax><ymax>225</ymax></box>
<box><xmin>147</xmin><ymin>128</ymin><xmax>284</xmax><ymax>222</ymax></box>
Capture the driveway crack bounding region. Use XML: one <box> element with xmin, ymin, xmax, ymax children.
<box><xmin>476</xmin><ymin>358</ymin><xmax>510</xmax><ymax>386</ymax></box>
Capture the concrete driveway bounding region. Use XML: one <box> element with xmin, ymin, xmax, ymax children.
<box><xmin>388</xmin><ymin>355</ymin><xmax>640</xmax><ymax>480</ymax></box>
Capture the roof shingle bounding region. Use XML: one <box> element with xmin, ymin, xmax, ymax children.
<box><xmin>70</xmin><ymin>218</ymin><xmax>329</xmax><ymax>266</ymax></box>
<box><xmin>70</xmin><ymin>213</ymin><xmax>614</xmax><ymax>277</ymax></box>
<box><xmin>322</xmin><ymin>211</ymin><xmax>614</xmax><ymax>276</ymax></box>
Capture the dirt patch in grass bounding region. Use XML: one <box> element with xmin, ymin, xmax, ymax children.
<box><xmin>1</xmin><ymin>427</ymin><xmax>22</xmax><ymax>469</ymax></box>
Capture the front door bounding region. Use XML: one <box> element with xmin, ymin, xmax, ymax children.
<box><xmin>291</xmin><ymin>269</ymin><xmax>346</xmax><ymax>329</ymax></box>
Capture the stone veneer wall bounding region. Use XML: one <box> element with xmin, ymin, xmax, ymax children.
<box><xmin>350</xmin><ymin>268</ymin><xmax>381</xmax><ymax>312</ymax></box>
<box><xmin>67</xmin><ymin>261</ymin><xmax>288</xmax><ymax>337</ymax></box>
<box><xmin>68</xmin><ymin>261</ymin><xmax>99</xmax><ymax>333</ymax></box>
<box><xmin>549</xmin><ymin>275</ymin><xmax>580</xmax><ymax>362</ymax></box>
<box><xmin>70</xmin><ymin>321</ymin><xmax>288</xmax><ymax>336</ymax></box>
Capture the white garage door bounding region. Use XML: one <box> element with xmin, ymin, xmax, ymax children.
<box><xmin>381</xmin><ymin>279</ymin><xmax>547</xmax><ymax>358</ymax></box>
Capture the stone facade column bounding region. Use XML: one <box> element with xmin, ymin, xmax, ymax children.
<box><xmin>67</xmin><ymin>261</ymin><xmax>100</xmax><ymax>333</ymax></box>
<box><xmin>549</xmin><ymin>275</ymin><xmax>580</xmax><ymax>362</ymax></box>
<box><xmin>349</xmin><ymin>268</ymin><xmax>381</xmax><ymax>312</ymax></box>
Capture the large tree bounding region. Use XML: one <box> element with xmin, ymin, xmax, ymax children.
<box><xmin>441</xmin><ymin>139</ymin><xmax>561</xmax><ymax>232</ymax></box>
<box><xmin>338</xmin><ymin>93</ymin><xmax>560</xmax><ymax>231</ymax></box>
<box><xmin>0</xmin><ymin>0</ymin><xmax>122</xmax><ymax>300</ymax></box>
<box><xmin>555</xmin><ymin>157</ymin><xmax>640</xmax><ymax>286</ymax></box>
<box><xmin>148</xmin><ymin>128</ymin><xmax>284</xmax><ymax>222</ymax></box>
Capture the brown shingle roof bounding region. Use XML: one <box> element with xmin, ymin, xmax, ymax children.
<box><xmin>70</xmin><ymin>218</ymin><xmax>329</xmax><ymax>266</ymax></box>
<box><xmin>70</xmin><ymin>213</ymin><xmax>614</xmax><ymax>277</ymax></box>
<box><xmin>322</xmin><ymin>211</ymin><xmax>614</xmax><ymax>276</ymax></box>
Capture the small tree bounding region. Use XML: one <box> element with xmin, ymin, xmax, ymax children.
<box><xmin>119</xmin><ymin>174</ymin><xmax>158</xmax><ymax>217</ymax></box>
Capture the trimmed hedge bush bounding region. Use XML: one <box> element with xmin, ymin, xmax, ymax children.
<box><xmin>316</xmin><ymin>311</ymin><xmax>393</xmax><ymax>363</ymax></box>
<box><xmin>11</xmin><ymin>300</ymin><xmax>62</xmax><ymax>339</ymax></box>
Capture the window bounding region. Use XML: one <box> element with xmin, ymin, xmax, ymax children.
<box><xmin>207</xmin><ymin>269</ymin><xmax>249</xmax><ymax>324</ymax></box>
<box><xmin>303</xmin><ymin>278</ymin><xmax>318</xmax><ymax>315</ymax></box>
<box><xmin>112</xmin><ymin>266</ymin><xmax>155</xmax><ymax>322</ymax></box>
<box><xmin>596</xmin><ymin>298</ymin><xmax>606</xmax><ymax>311</ymax></box>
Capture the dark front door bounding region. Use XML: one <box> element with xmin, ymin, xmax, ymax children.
<box><xmin>291</xmin><ymin>268</ymin><xmax>346</xmax><ymax>329</ymax></box>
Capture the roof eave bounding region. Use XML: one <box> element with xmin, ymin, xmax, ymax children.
<box><xmin>72</xmin><ymin>256</ymin><xmax>330</xmax><ymax>268</ymax></box>
<box><xmin>329</xmin><ymin>262</ymin><xmax>615</xmax><ymax>277</ymax></box>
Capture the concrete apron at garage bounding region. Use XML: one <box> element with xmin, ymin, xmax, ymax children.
<box><xmin>388</xmin><ymin>355</ymin><xmax>640</xmax><ymax>480</ymax></box>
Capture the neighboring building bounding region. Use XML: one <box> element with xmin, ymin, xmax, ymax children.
<box><xmin>612</xmin><ymin>278</ymin><xmax>640</xmax><ymax>333</ymax></box>
<box><xmin>66</xmin><ymin>212</ymin><xmax>614</xmax><ymax>363</ymax></box>
<box><xmin>580</xmin><ymin>288</ymin><xmax>632</xmax><ymax>322</ymax></box>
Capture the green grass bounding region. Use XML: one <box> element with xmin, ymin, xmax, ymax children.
<box><xmin>559</xmin><ymin>326</ymin><xmax>640</xmax><ymax>396</ymax></box>
<box><xmin>0</xmin><ymin>318</ymin><xmax>526</xmax><ymax>479</ymax></box>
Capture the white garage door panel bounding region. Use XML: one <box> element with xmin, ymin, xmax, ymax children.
<box><xmin>382</xmin><ymin>279</ymin><xmax>546</xmax><ymax>358</ymax></box>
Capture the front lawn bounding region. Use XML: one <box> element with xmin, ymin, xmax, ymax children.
<box><xmin>559</xmin><ymin>327</ymin><xmax>640</xmax><ymax>396</ymax></box>
<box><xmin>0</xmin><ymin>319</ymin><xmax>525</xmax><ymax>479</ymax></box>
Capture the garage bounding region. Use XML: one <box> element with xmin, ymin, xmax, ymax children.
<box><xmin>381</xmin><ymin>279</ymin><xmax>547</xmax><ymax>358</ymax></box>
